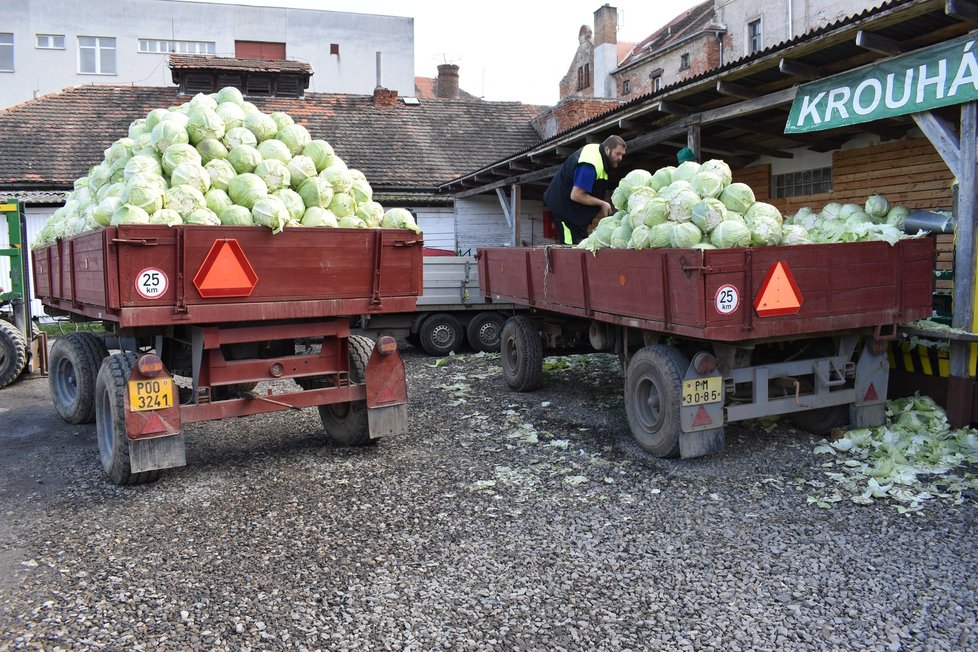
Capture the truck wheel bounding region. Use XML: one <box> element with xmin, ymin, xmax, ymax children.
<box><xmin>790</xmin><ymin>405</ymin><xmax>849</xmax><ymax>434</ymax></box>
<box><xmin>49</xmin><ymin>332</ymin><xmax>109</xmax><ymax>424</ymax></box>
<box><xmin>319</xmin><ymin>335</ymin><xmax>374</xmax><ymax>446</ymax></box>
<box><xmin>624</xmin><ymin>344</ymin><xmax>688</xmax><ymax>458</ymax></box>
<box><xmin>418</xmin><ymin>314</ymin><xmax>464</xmax><ymax>356</ymax></box>
<box><xmin>500</xmin><ymin>316</ymin><xmax>542</xmax><ymax>392</ymax></box>
<box><xmin>0</xmin><ymin>319</ymin><xmax>28</xmax><ymax>388</ymax></box>
<box><xmin>95</xmin><ymin>352</ymin><xmax>160</xmax><ymax>485</ymax></box>
<box><xmin>466</xmin><ymin>312</ymin><xmax>506</xmax><ymax>353</ymax></box>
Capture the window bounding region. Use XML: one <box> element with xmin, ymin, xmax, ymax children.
<box><xmin>36</xmin><ymin>34</ymin><xmax>65</xmax><ymax>49</ymax></box>
<box><xmin>79</xmin><ymin>36</ymin><xmax>116</xmax><ymax>74</ymax></box>
<box><xmin>0</xmin><ymin>33</ymin><xmax>13</xmax><ymax>72</ymax></box>
<box><xmin>622</xmin><ymin>79</ymin><xmax>631</xmax><ymax>95</ymax></box>
<box><xmin>330</xmin><ymin>43</ymin><xmax>340</xmax><ymax>55</ymax></box>
<box><xmin>652</xmin><ymin>75</ymin><xmax>661</xmax><ymax>92</ymax></box>
<box><xmin>139</xmin><ymin>39</ymin><xmax>215</xmax><ymax>55</ymax></box>
<box><xmin>772</xmin><ymin>167</ymin><xmax>833</xmax><ymax>198</ymax></box>
<box><xmin>577</xmin><ymin>63</ymin><xmax>591</xmax><ymax>91</ymax></box>
<box><xmin>679</xmin><ymin>53</ymin><xmax>690</xmax><ymax>71</ymax></box>
<box><xmin>748</xmin><ymin>19</ymin><xmax>763</xmax><ymax>53</ymax></box>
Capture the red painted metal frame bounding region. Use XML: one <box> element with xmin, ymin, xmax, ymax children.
<box><xmin>478</xmin><ymin>239</ymin><xmax>935</xmax><ymax>342</ymax></box>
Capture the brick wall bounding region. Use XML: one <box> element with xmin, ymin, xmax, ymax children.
<box><xmin>614</xmin><ymin>33</ymin><xmax>728</xmax><ymax>98</ymax></box>
<box><xmin>530</xmin><ymin>97</ymin><xmax>621</xmax><ymax>138</ymax></box>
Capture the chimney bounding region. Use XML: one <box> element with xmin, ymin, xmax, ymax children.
<box><xmin>593</xmin><ymin>4</ymin><xmax>618</xmax><ymax>98</ymax></box>
<box><xmin>436</xmin><ymin>63</ymin><xmax>460</xmax><ymax>99</ymax></box>
<box><xmin>373</xmin><ymin>51</ymin><xmax>398</xmax><ymax>105</ymax></box>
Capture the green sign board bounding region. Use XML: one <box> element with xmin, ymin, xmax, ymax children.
<box><xmin>785</xmin><ymin>32</ymin><xmax>978</xmax><ymax>133</ymax></box>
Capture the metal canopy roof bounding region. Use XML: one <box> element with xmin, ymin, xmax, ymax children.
<box><xmin>440</xmin><ymin>0</ymin><xmax>977</xmax><ymax>200</ymax></box>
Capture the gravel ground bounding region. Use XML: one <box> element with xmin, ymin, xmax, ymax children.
<box><xmin>1</xmin><ymin>344</ymin><xmax>976</xmax><ymax>651</ymax></box>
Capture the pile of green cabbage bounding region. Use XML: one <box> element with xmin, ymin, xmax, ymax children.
<box><xmin>32</xmin><ymin>87</ymin><xmax>420</xmax><ymax>248</ymax></box>
<box><xmin>782</xmin><ymin>196</ymin><xmax>911</xmax><ymax>246</ymax></box>
<box><xmin>578</xmin><ymin>159</ymin><xmax>915</xmax><ymax>252</ymax></box>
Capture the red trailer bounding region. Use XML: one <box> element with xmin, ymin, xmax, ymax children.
<box><xmin>33</xmin><ymin>224</ymin><xmax>423</xmax><ymax>484</ymax></box>
<box><xmin>478</xmin><ymin>239</ymin><xmax>935</xmax><ymax>458</ymax></box>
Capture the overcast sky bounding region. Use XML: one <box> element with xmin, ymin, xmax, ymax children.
<box><xmin>173</xmin><ymin>0</ymin><xmax>706</xmax><ymax>105</ymax></box>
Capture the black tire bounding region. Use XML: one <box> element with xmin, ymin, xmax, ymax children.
<box><xmin>500</xmin><ymin>316</ymin><xmax>543</xmax><ymax>392</ymax></box>
<box><xmin>418</xmin><ymin>313</ymin><xmax>464</xmax><ymax>356</ymax></box>
<box><xmin>318</xmin><ymin>335</ymin><xmax>374</xmax><ymax>446</ymax></box>
<box><xmin>466</xmin><ymin>312</ymin><xmax>506</xmax><ymax>353</ymax></box>
<box><xmin>0</xmin><ymin>319</ymin><xmax>28</xmax><ymax>388</ymax></box>
<box><xmin>48</xmin><ymin>332</ymin><xmax>109</xmax><ymax>424</ymax></box>
<box><xmin>790</xmin><ymin>405</ymin><xmax>850</xmax><ymax>434</ymax></box>
<box><xmin>95</xmin><ymin>352</ymin><xmax>160</xmax><ymax>485</ymax></box>
<box><xmin>624</xmin><ymin>344</ymin><xmax>689</xmax><ymax>458</ymax></box>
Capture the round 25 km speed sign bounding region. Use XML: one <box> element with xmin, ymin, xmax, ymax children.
<box><xmin>714</xmin><ymin>284</ymin><xmax>740</xmax><ymax>315</ymax></box>
<box><xmin>135</xmin><ymin>267</ymin><xmax>169</xmax><ymax>299</ymax></box>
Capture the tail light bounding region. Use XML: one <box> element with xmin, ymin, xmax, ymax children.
<box><xmin>136</xmin><ymin>353</ymin><xmax>166</xmax><ymax>377</ymax></box>
<box><xmin>377</xmin><ymin>336</ymin><xmax>398</xmax><ymax>355</ymax></box>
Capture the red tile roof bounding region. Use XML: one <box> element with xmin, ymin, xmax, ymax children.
<box><xmin>0</xmin><ymin>85</ymin><xmax>546</xmax><ymax>190</ymax></box>
<box><xmin>168</xmin><ymin>54</ymin><xmax>313</xmax><ymax>74</ymax></box>
<box><xmin>414</xmin><ymin>76</ymin><xmax>480</xmax><ymax>101</ymax></box>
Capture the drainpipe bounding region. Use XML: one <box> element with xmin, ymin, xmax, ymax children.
<box><xmin>787</xmin><ymin>0</ymin><xmax>793</xmax><ymax>40</ymax></box>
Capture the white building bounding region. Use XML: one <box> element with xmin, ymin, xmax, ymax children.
<box><xmin>1</xmin><ymin>0</ymin><xmax>415</xmax><ymax>108</ymax></box>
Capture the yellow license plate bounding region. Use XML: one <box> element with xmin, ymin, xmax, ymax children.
<box><xmin>682</xmin><ymin>376</ymin><xmax>723</xmax><ymax>406</ymax></box>
<box><xmin>128</xmin><ymin>377</ymin><xmax>175</xmax><ymax>412</ymax></box>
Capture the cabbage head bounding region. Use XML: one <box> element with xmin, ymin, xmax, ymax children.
<box><xmin>244</xmin><ymin>112</ymin><xmax>279</xmax><ymax>142</ymax></box>
<box><xmin>865</xmin><ymin>194</ymin><xmax>889</xmax><ymax>220</ymax></box>
<box><xmin>781</xmin><ymin>224</ymin><xmax>813</xmax><ymax>245</ymax></box>
<box><xmin>838</xmin><ymin>203</ymin><xmax>864</xmax><ymax>220</ymax></box>
<box><xmin>867</xmin><ymin>223</ymin><xmax>904</xmax><ymax>245</ymax></box>
<box><xmin>170</xmin><ymin>163</ymin><xmax>211</xmax><ymax>194</ymax></box>
<box><xmin>787</xmin><ymin>206</ymin><xmax>819</xmax><ymax>230</ymax></box>
<box><xmin>821</xmin><ymin>202</ymin><xmax>843</xmax><ymax>220</ymax></box>
<box><xmin>350</xmin><ymin>179</ymin><xmax>373</xmax><ymax>205</ymax></box>
<box><xmin>381</xmin><ymin>208</ymin><xmax>421</xmax><ymax>233</ymax></box>
<box><xmin>257</xmin><ymin>139</ymin><xmax>293</xmax><ymax>164</ymax></box>
<box><xmin>151</xmin><ymin>120</ymin><xmax>189</xmax><ymax>153</ymax></box>
<box><xmin>125</xmin><ymin>174</ymin><xmax>167</xmax><ymax>214</ymax></box>
<box><xmin>650</xmin><ymin>166</ymin><xmax>675</xmax><ymax>191</ymax></box>
<box><xmin>205</xmin><ymin>159</ymin><xmax>237</xmax><ymax>192</ymax></box>
<box><xmin>224</xmin><ymin>126</ymin><xmax>258</xmax><ymax>150</ymax></box>
<box><xmin>691</xmin><ymin>198</ymin><xmax>727</xmax><ymax>234</ymax></box>
<box><xmin>124</xmin><ymin>155</ymin><xmax>163</xmax><ymax>180</ymax></box>
<box><xmin>97</xmin><ymin>181</ymin><xmax>127</xmax><ymax>203</ymax></box>
<box><xmin>273</xmin><ymin>189</ymin><xmax>306</xmax><ymax>222</ymax></box>
<box><xmin>321</xmin><ymin>165</ymin><xmax>354</xmax><ymax>194</ymax></box>
<box><xmin>719</xmin><ymin>182</ymin><xmax>756</xmax><ymax>214</ymax></box>
<box><xmin>196</xmin><ymin>138</ymin><xmax>229</xmax><ymax>165</ymax></box>
<box><xmin>356</xmin><ymin>200</ymin><xmax>385</xmax><ymax>227</ymax></box>
<box><xmin>710</xmin><ymin>219</ymin><xmax>752</xmax><ymax>248</ymax></box>
<box><xmin>670</xmin><ymin>222</ymin><xmax>703</xmax><ymax>248</ymax></box>
<box><xmin>228</xmin><ymin>173</ymin><xmax>269</xmax><ymax>209</ymax></box>
<box><xmin>294</xmin><ymin>176</ymin><xmax>333</xmax><ymax>209</ymax></box>
<box><xmin>252</xmin><ymin>195</ymin><xmax>291</xmax><ymax>233</ymax></box>
<box><xmin>690</xmin><ymin>171</ymin><xmax>724</xmax><ymax>198</ymax></box>
<box><xmin>205</xmin><ymin>188</ymin><xmax>233</xmax><ymax>215</ymax></box>
<box><xmin>691</xmin><ymin>242</ymin><xmax>717</xmax><ymax>250</ymax></box>
<box><xmin>748</xmin><ymin>214</ymin><xmax>783</xmax><ymax>246</ymax></box>
<box><xmin>268</xmin><ymin>111</ymin><xmax>293</xmax><ymax>131</ymax></box>
<box><xmin>744</xmin><ymin>202</ymin><xmax>783</xmax><ymax>225</ymax></box>
<box><xmin>88</xmin><ymin>163</ymin><xmax>112</xmax><ymax>191</ymax></box>
<box><xmin>619</xmin><ymin>168</ymin><xmax>653</xmax><ymax>197</ymax></box>
<box><xmin>215</xmin><ymin>102</ymin><xmax>245</xmax><ymax>131</ymax></box>
<box><xmin>164</xmin><ymin>185</ymin><xmax>207</xmax><ymax>217</ymax></box>
<box><xmin>162</xmin><ymin>143</ymin><xmax>202</xmax><ymax>176</ymax></box>
<box><xmin>287</xmin><ymin>155</ymin><xmax>318</xmax><ymax>188</ymax></box>
<box><xmin>337</xmin><ymin>215</ymin><xmax>367</xmax><ymax>229</ymax></box>
<box><xmin>658</xmin><ymin>180</ymin><xmax>693</xmax><ymax>202</ymax></box>
<box><xmin>611</xmin><ymin>222</ymin><xmax>633</xmax><ymax>249</ymax></box>
<box><xmin>328</xmin><ymin>192</ymin><xmax>357</xmax><ymax>218</ymax></box>
<box><xmin>186</xmin><ymin>106</ymin><xmax>225</xmax><ymax>145</ymax></box>
<box><xmin>673</xmin><ymin>161</ymin><xmax>701</xmax><ymax>182</ymax></box>
<box><xmin>648</xmin><ymin>222</ymin><xmax>676</xmax><ymax>248</ymax></box>
<box><xmin>699</xmin><ymin>159</ymin><xmax>732</xmax><ymax>187</ymax></box>
<box><xmin>303</xmin><ymin>140</ymin><xmax>337</xmax><ymax>172</ymax></box>
<box><xmin>104</xmin><ymin>138</ymin><xmax>134</xmax><ymax>165</ymax></box>
<box><xmin>885</xmin><ymin>205</ymin><xmax>910</xmax><ymax>229</ymax></box>
<box><xmin>668</xmin><ymin>189</ymin><xmax>701</xmax><ymax>223</ymax></box>
<box><xmin>589</xmin><ymin>216</ymin><xmax>620</xmax><ymax>247</ymax></box>
<box><xmin>277</xmin><ymin>124</ymin><xmax>311</xmax><ymax>155</ymax></box>
<box><xmin>111</xmin><ymin>203</ymin><xmax>150</xmax><ymax>225</ymax></box>
<box><xmin>302</xmin><ymin>206</ymin><xmax>339</xmax><ymax>228</ymax></box>
<box><xmin>184</xmin><ymin>208</ymin><xmax>220</xmax><ymax>225</ymax></box>
<box><xmin>188</xmin><ymin>92</ymin><xmax>217</xmax><ymax>111</ymax></box>
<box><xmin>627</xmin><ymin>186</ymin><xmax>657</xmax><ymax>216</ymax></box>
<box><xmin>149</xmin><ymin>208</ymin><xmax>183</xmax><ymax>226</ymax></box>
<box><xmin>227</xmin><ymin>144</ymin><xmax>263</xmax><ymax>174</ymax></box>
<box><xmin>145</xmin><ymin>108</ymin><xmax>171</xmax><ymax>131</ymax></box>
<box><xmin>216</xmin><ymin>86</ymin><xmax>244</xmax><ymax>106</ymax></box>
<box><xmin>93</xmin><ymin>196</ymin><xmax>123</xmax><ymax>226</ymax></box>
<box><xmin>219</xmin><ymin>205</ymin><xmax>255</xmax><ymax>226</ymax></box>
<box><xmin>638</xmin><ymin>197</ymin><xmax>670</xmax><ymax>228</ymax></box>
<box><xmin>628</xmin><ymin>224</ymin><xmax>652</xmax><ymax>249</ymax></box>
<box><xmin>254</xmin><ymin>159</ymin><xmax>291</xmax><ymax>192</ymax></box>
<box><xmin>128</xmin><ymin>119</ymin><xmax>148</xmax><ymax>140</ymax></box>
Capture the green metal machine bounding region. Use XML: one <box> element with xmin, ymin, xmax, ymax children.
<box><xmin>0</xmin><ymin>199</ymin><xmax>40</xmax><ymax>387</ymax></box>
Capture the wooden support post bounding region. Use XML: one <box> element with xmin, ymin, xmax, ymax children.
<box><xmin>687</xmin><ymin>126</ymin><xmax>701</xmax><ymax>162</ymax></box>
<box><xmin>948</xmin><ymin>101</ymin><xmax>978</xmax><ymax>426</ymax></box>
<box><xmin>511</xmin><ymin>183</ymin><xmax>522</xmax><ymax>247</ymax></box>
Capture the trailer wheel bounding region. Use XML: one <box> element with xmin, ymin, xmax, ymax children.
<box><xmin>418</xmin><ymin>313</ymin><xmax>464</xmax><ymax>356</ymax></box>
<box><xmin>466</xmin><ymin>312</ymin><xmax>506</xmax><ymax>353</ymax></box>
<box><xmin>318</xmin><ymin>335</ymin><xmax>374</xmax><ymax>446</ymax></box>
<box><xmin>95</xmin><ymin>352</ymin><xmax>160</xmax><ymax>485</ymax></box>
<box><xmin>0</xmin><ymin>319</ymin><xmax>28</xmax><ymax>388</ymax></box>
<box><xmin>624</xmin><ymin>344</ymin><xmax>688</xmax><ymax>458</ymax></box>
<box><xmin>49</xmin><ymin>332</ymin><xmax>109</xmax><ymax>424</ymax></box>
<box><xmin>500</xmin><ymin>316</ymin><xmax>543</xmax><ymax>392</ymax></box>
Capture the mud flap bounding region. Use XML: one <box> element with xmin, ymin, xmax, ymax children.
<box><xmin>368</xmin><ymin>403</ymin><xmax>408</xmax><ymax>438</ymax></box>
<box><xmin>129</xmin><ymin>433</ymin><xmax>186</xmax><ymax>473</ymax></box>
<box><xmin>680</xmin><ymin>428</ymin><xmax>725</xmax><ymax>458</ymax></box>
<box><xmin>851</xmin><ymin>341</ymin><xmax>889</xmax><ymax>429</ymax></box>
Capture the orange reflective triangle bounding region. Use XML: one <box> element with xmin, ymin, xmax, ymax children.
<box><xmin>692</xmin><ymin>405</ymin><xmax>713</xmax><ymax>427</ymax></box>
<box><xmin>193</xmin><ymin>239</ymin><xmax>259</xmax><ymax>298</ymax></box>
<box><xmin>754</xmin><ymin>261</ymin><xmax>803</xmax><ymax>317</ymax></box>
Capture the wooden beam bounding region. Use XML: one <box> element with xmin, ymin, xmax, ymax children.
<box><xmin>655</xmin><ymin>101</ymin><xmax>693</xmax><ymax>116</ymax></box>
<box><xmin>912</xmin><ymin>111</ymin><xmax>961</xmax><ymax>177</ymax></box>
<box><xmin>946</xmin><ymin>0</ymin><xmax>978</xmax><ymax>22</ymax></box>
<box><xmin>716</xmin><ymin>80</ymin><xmax>759</xmax><ymax>99</ymax></box>
<box><xmin>508</xmin><ymin>160</ymin><xmax>532</xmax><ymax>172</ymax></box>
<box><xmin>855</xmin><ymin>30</ymin><xmax>907</xmax><ymax>55</ymax></box>
<box><xmin>687</xmin><ymin>126</ymin><xmax>700</xmax><ymax>160</ymax></box>
<box><xmin>778</xmin><ymin>58</ymin><xmax>822</xmax><ymax>81</ymax></box>
<box><xmin>555</xmin><ymin>146</ymin><xmax>575</xmax><ymax>157</ymax></box>
<box><xmin>495</xmin><ymin>188</ymin><xmax>514</xmax><ymax>229</ymax></box>
<box><xmin>618</xmin><ymin>119</ymin><xmax>641</xmax><ymax>131</ymax></box>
